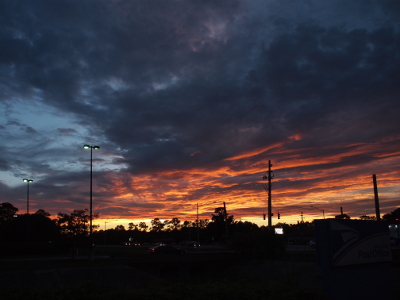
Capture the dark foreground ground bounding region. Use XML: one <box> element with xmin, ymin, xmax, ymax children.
<box><xmin>0</xmin><ymin>246</ymin><xmax>399</xmax><ymax>300</ymax></box>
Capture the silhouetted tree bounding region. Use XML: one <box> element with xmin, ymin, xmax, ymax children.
<box><xmin>166</xmin><ymin>217</ymin><xmax>181</xmax><ymax>231</ymax></box>
<box><xmin>207</xmin><ymin>207</ymin><xmax>234</xmax><ymax>242</ymax></box>
<box><xmin>35</xmin><ymin>209</ymin><xmax>51</xmax><ymax>217</ymax></box>
<box><xmin>231</xmin><ymin>220</ymin><xmax>259</xmax><ymax>233</ymax></box>
<box><xmin>211</xmin><ymin>207</ymin><xmax>226</xmax><ymax>222</ymax></box>
<box><xmin>150</xmin><ymin>218</ymin><xmax>164</xmax><ymax>232</ymax></box>
<box><xmin>180</xmin><ymin>220</ymin><xmax>194</xmax><ymax>240</ymax></box>
<box><xmin>0</xmin><ymin>202</ymin><xmax>18</xmax><ymax>224</ymax></box>
<box><xmin>359</xmin><ymin>215</ymin><xmax>376</xmax><ymax>220</ymax></box>
<box><xmin>115</xmin><ymin>225</ymin><xmax>125</xmax><ymax>231</ymax></box>
<box><xmin>382</xmin><ymin>208</ymin><xmax>400</xmax><ymax>223</ymax></box>
<box><xmin>57</xmin><ymin>209</ymin><xmax>88</xmax><ymax>237</ymax></box>
<box><xmin>181</xmin><ymin>220</ymin><xmax>192</xmax><ymax>228</ymax></box>
<box><xmin>139</xmin><ymin>221</ymin><xmax>148</xmax><ymax>231</ymax></box>
<box><xmin>0</xmin><ymin>211</ymin><xmax>59</xmax><ymax>243</ymax></box>
<box><xmin>198</xmin><ymin>219</ymin><xmax>209</xmax><ymax>229</ymax></box>
<box><xmin>277</xmin><ymin>221</ymin><xmax>314</xmax><ymax>245</ymax></box>
<box><xmin>27</xmin><ymin>213</ymin><xmax>60</xmax><ymax>242</ymax></box>
<box><xmin>128</xmin><ymin>222</ymin><xmax>138</xmax><ymax>230</ymax></box>
<box><xmin>274</xmin><ymin>222</ymin><xmax>291</xmax><ymax>234</ymax></box>
<box><xmin>335</xmin><ymin>214</ymin><xmax>351</xmax><ymax>219</ymax></box>
<box><xmin>56</xmin><ymin>209</ymin><xmax>99</xmax><ymax>248</ymax></box>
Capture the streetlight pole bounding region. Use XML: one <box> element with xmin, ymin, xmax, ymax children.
<box><xmin>23</xmin><ymin>179</ymin><xmax>33</xmax><ymax>214</ymax></box>
<box><xmin>311</xmin><ymin>205</ymin><xmax>325</xmax><ymax>219</ymax></box>
<box><xmin>83</xmin><ymin>144</ymin><xmax>100</xmax><ymax>256</ymax></box>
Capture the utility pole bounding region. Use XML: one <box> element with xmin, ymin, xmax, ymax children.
<box><xmin>263</xmin><ymin>160</ymin><xmax>274</xmax><ymax>231</ymax></box>
<box><xmin>197</xmin><ymin>203</ymin><xmax>200</xmax><ymax>243</ymax></box>
<box><xmin>104</xmin><ymin>221</ymin><xmax>108</xmax><ymax>245</ymax></box>
<box><xmin>223</xmin><ymin>202</ymin><xmax>229</xmax><ymax>240</ymax></box>
<box><xmin>372</xmin><ymin>174</ymin><xmax>381</xmax><ymax>221</ymax></box>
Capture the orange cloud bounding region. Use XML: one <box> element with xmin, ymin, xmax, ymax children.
<box><xmin>93</xmin><ymin>134</ymin><xmax>400</xmax><ymax>227</ymax></box>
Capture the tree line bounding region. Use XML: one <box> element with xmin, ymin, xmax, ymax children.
<box><xmin>0</xmin><ymin>202</ymin><xmax>261</xmax><ymax>251</ymax></box>
<box><xmin>1</xmin><ymin>201</ymin><xmax>399</xmax><ymax>256</ymax></box>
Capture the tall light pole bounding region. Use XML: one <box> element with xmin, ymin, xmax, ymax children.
<box><xmin>83</xmin><ymin>144</ymin><xmax>100</xmax><ymax>255</ymax></box>
<box><xmin>311</xmin><ymin>205</ymin><xmax>325</xmax><ymax>219</ymax></box>
<box><xmin>23</xmin><ymin>179</ymin><xmax>33</xmax><ymax>214</ymax></box>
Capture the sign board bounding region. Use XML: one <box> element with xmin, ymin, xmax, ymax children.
<box><xmin>314</xmin><ymin>219</ymin><xmax>394</xmax><ymax>300</ymax></box>
<box><xmin>315</xmin><ymin>219</ymin><xmax>391</xmax><ymax>267</ymax></box>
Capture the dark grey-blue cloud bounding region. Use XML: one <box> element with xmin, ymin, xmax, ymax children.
<box><xmin>1</xmin><ymin>0</ymin><xmax>399</xmax><ymax>176</ymax></box>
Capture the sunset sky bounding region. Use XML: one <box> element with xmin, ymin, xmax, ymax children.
<box><xmin>1</xmin><ymin>0</ymin><xmax>399</xmax><ymax>229</ymax></box>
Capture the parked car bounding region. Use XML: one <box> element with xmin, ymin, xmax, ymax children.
<box><xmin>148</xmin><ymin>245</ymin><xmax>187</xmax><ymax>254</ymax></box>
<box><xmin>180</xmin><ymin>241</ymin><xmax>200</xmax><ymax>247</ymax></box>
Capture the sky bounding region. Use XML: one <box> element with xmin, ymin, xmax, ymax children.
<box><xmin>1</xmin><ymin>0</ymin><xmax>400</xmax><ymax>229</ymax></box>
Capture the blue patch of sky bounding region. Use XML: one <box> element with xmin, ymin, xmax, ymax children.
<box><xmin>1</xmin><ymin>98</ymin><xmax>127</xmax><ymax>187</ymax></box>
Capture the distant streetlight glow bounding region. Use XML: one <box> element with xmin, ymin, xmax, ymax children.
<box><xmin>23</xmin><ymin>179</ymin><xmax>33</xmax><ymax>214</ymax></box>
<box><xmin>83</xmin><ymin>144</ymin><xmax>100</xmax><ymax>256</ymax></box>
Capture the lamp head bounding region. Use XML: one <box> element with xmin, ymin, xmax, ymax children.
<box><xmin>83</xmin><ymin>145</ymin><xmax>100</xmax><ymax>150</ymax></box>
<box><xmin>23</xmin><ymin>179</ymin><xmax>33</xmax><ymax>183</ymax></box>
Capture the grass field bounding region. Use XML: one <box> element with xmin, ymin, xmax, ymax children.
<box><xmin>1</xmin><ymin>245</ymin><xmax>399</xmax><ymax>300</ymax></box>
